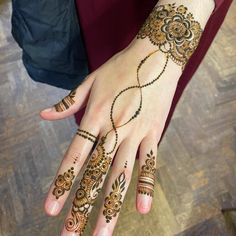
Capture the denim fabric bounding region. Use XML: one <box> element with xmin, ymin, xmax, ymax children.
<box><xmin>11</xmin><ymin>0</ymin><xmax>89</xmax><ymax>90</ymax></box>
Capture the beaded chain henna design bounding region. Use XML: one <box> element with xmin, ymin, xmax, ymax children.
<box><xmin>76</xmin><ymin>128</ymin><xmax>97</xmax><ymax>143</ymax></box>
<box><xmin>53</xmin><ymin>167</ymin><xmax>75</xmax><ymax>199</ymax></box>
<box><xmin>64</xmin><ymin>4</ymin><xmax>202</xmax><ymax>234</ymax></box>
<box><xmin>138</xmin><ymin>150</ymin><xmax>156</xmax><ymax>197</ymax></box>
<box><xmin>103</xmin><ymin>161</ymin><xmax>127</xmax><ymax>223</ymax></box>
<box><xmin>106</xmin><ymin>3</ymin><xmax>202</xmax><ymax>154</ymax></box>
<box><xmin>54</xmin><ymin>89</ymin><xmax>76</xmax><ymax>112</ymax></box>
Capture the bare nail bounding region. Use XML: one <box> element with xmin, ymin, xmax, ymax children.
<box><xmin>42</xmin><ymin>108</ymin><xmax>53</xmax><ymax>112</ymax></box>
<box><xmin>138</xmin><ymin>195</ymin><xmax>152</xmax><ymax>212</ymax></box>
<box><xmin>61</xmin><ymin>228</ymin><xmax>78</xmax><ymax>236</ymax></box>
<box><xmin>96</xmin><ymin>227</ymin><xmax>109</xmax><ymax>236</ymax></box>
<box><xmin>46</xmin><ymin>201</ymin><xmax>60</xmax><ymax>215</ymax></box>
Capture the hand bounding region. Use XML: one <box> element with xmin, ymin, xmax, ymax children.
<box><xmin>40</xmin><ymin>1</ymin><xmax>214</xmax><ymax>235</ymax></box>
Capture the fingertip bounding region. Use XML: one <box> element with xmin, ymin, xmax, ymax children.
<box><xmin>44</xmin><ymin>199</ymin><xmax>61</xmax><ymax>216</ymax></box>
<box><xmin>136</xmin><ymin>194</ymin><xmax>152</xmax><ymax>215</ymax></box>
<box><xmin>40</xmin><ymin>107</ymin><xmax>55</xmax><ymax>120</ymax></box>
<box><xmin>61</xmin><ymin>227</ymin><xmax>78</xmax><ymax>236</ymax></box>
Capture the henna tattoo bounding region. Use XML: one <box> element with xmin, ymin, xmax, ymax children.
<box><xmin>72</xmin><ymin>155</ymin><xmax>80</xmax><ymax>165</ymax></box>
<box><xmin>65</xmin><ymin>136</ymin><xmax>112</xmax><ymax>233</ymax></box>
<box><xmin>137</xmin><ymin>3</ymin><xmax>202</xmax><ymax>70</ymax></box>
<box><xmin>105</xmin><ymin>49</ymin><xmax>168</xmax><ymax>154</ymax></box>
<box><xmin>52</xmin><ymin>167</ymin><xmax>75</xmax><ymax>199</ymax></box>
<box><xmin>64</xmin><ymin>4</ymin><xmax>201</xmax><ymax>233</ymax></box>
<box><xmin>105</xmin><ymin>4</ymin><xmax>202</xmax><ymax>154</ymax></box>
<box><xmin>76</xmin><ymin>128</ymin><xmax>97</xmax><ymax>143</ymax></box>
<box><xmin>54</xmin><ymin>89</ymin><xmax>76</xmax><ymax>112</ymax></box>
<box><xmin>138</xmin><ymin>150</ymin><xmax>156</xmax><ymax>197</ymax></box>
<box><xmin>103</xmin><ymin>162</ymin><xmax>127</xmax><ymax>223</ymax></box>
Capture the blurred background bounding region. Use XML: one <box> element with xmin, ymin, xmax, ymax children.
<box><xmin>0</xmin><ymin>0</ymin><xmax>236</xmax><ymax>235</ymax></box>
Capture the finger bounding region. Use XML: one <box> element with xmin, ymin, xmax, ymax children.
<box><xmin>136</xmin><ymin>132</ymin><xmax>157</xmax><ymax>214</ymax></box>
<box><xmin>40</xmin><ymin>75</ymin><xmax>95</xmax><ymax>120</ymax></box>
<box><xmin>61</xmin><ymin>130</ymin><xmax>125</xmax><ymax>236</ymax></box>
<box><xmin>44</xmin><ymin>121</ymin><xmax>100</xmax><ymax>216</ymax></box>
<box><xmin>93</xmin><ymin>138</ymin><xmax>139</xmax><ymax>236</ymax></box>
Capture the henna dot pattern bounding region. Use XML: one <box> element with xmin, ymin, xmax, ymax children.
<box><xmin>53</xmin><ymin>167</ymin><xmax>75</xmax><ymax>199</ymax></box>
<box><xmin>72</xmin><ymin>155</ymin><xmax>80</xmax><ymax>165</ymax></box>
<box><xmin>54</xmin><ymin>89</ymin><xmax>76</xmax><ymax>112</ymax></box>
<box><xmin>138</xmin><ymin>150</ymin><xmax>156</xmax><ymax>197</ymax></box>
<box><xmin>76</xmin><ymin>128</ymin><xmax>97</xmax><ymax>143</ymax></box>
<box><xmin>105</xmin><ymin>4</ymin><xmax>202</xmax><ymax>154</ymax></box>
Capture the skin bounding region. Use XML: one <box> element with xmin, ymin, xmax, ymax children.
<box><xmin>40</xmin><ymin>0</ymin><xmax>215</xmax><ymax>235</ymax></box>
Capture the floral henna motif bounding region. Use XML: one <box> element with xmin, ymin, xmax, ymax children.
<box><xmin>138</xmin><ymin>150</ymin><xmax>156</xmax><ymax>197</ymax></box>
<box><xmin>53</xmin><ymin>167</ymin><xmax>75</xmax><ymax>199</ymax></box>
<box><xmin>65</xmin><ymin>136</ymin><xmax>112</xmax><ymax>233</ymax></box>
<box><xmin>103</xmin><ymin>162</ymin><xmax>127</xmax><ymax>223</ymax></box>
<box><xmin>64</xmin><ymin>4</ymin><xmax>202</xmax><ymax>234</ymax></box>
<box><xmin>54</xmin><ymin>89</ymin><xmax>76</xmax><ymax>112</ymax></box>
<box><xmin>137</xmin><ymin>4</ymin><xmax>202</xmax><ymax>70</ymax></box>
<box><xmin>105</xmin><ymin>5</ymin><xmax>202</xmax><ymax>154</ymax></box>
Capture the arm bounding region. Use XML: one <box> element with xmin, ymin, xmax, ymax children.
<box><xmin>41</xmin><ymin>1</ymin><xmax>215</xmax><ymax>235</ymax></box>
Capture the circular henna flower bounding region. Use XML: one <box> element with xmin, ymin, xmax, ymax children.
<box><xmin>161</xmin><ymin>14</ymin><xmax>193</xmax><ymax>46</ymax></box>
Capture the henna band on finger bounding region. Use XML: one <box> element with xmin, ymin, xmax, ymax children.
<box><xmin>54</xmin><ymin>89</ymin><xmax>76</xmax><ymax>112</ymax></box>
<box><xmin>138</xmin><ymin>150</ymin><xmax>156</xmax><ymax>197</ymax></box>
<box><xmin>76</xmin><ymin>128</ymin><xmax>97</xmax><ymax>143</ymax></box>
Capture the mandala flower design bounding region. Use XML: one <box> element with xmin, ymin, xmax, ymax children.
<box><xmin>53</xmin><ymin>167</ymin><xmax>75</xmax><ymax>199</ymax></box>
<box><xmin>137</xmin><ymin>3</ymin><xmax>202</xmax><ymax>69</ymax></box>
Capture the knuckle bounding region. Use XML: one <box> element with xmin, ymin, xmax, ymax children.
<box><xmin>83</xmin><ymin>106</ymin><xmax>104</xmax><ymax>124</ymax></box>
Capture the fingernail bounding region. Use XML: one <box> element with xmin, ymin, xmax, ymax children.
<box><xmin>46</xmin><ymin>201</ymin><xmax>60</xmax><ymax>215</ymax></box>
<box><xmin>42</xmin><ymin>108</ymin><xmax>53</xmax><ymax>112</ymax></box>
<box><xmin>138</xmin><ymin>195</ymin><xmax>151</xmax><ymax>212</ymax></box>
<box><xmin>61</xmin><ymin>228</ymin><xmax>78</xmax><ymax>236</ymax></box>
<box><xmin>96</xmin><ymin>227</ymin><xmax>109</xmax><ymax>236</ymax></box>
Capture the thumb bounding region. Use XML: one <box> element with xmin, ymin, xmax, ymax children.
<box><xmin>40</xmin><ymin>75</ymin><xmax>95</xmax><ymax>120</ymax></box>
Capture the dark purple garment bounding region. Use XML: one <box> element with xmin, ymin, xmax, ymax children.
<box><xmin>74</xmin><ymin>0</ymin><xmax>232</xmax><ymax>158</ymax></box>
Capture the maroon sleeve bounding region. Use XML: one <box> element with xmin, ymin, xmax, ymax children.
<box><xmin>74</xmin><ymin>0</ymin><xmax>232</xmax><ymax>158</ymax></box>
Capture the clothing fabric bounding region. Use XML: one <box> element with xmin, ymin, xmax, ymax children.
<box><xmin>11</xmin><ymin>0</ymin><xmax>88</xmax><ymax>90</ymax></box>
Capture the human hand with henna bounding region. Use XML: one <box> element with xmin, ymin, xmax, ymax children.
<box><xmin>40</xmin><ymin>0</ymin><xmax>215</xmax><ymax>235</ymax></box>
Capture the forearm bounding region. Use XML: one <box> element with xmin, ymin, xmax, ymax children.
<box><xmin>124</xmin><ymin>0</ymin><xmax>215</xmax><ymax>80</ymax></box>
